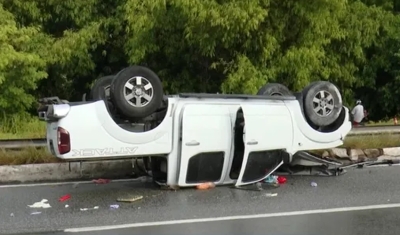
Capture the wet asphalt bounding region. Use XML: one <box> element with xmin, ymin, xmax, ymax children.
<box><xmin>38</xmin><ymin>207</ymin><xmax>400</xmax><ymax>235</ymax></box>
<box><xmin>1</xmin><ymin>165</ymin><xmax>400</xmax><ymax>235</ymax></box>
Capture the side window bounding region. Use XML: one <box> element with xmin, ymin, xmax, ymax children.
<box><xmin>241</xmin><ymin>150</ymin><xmax>284</xmax><ymax>183</ymax></box>
<box><xmin>186</xmin><ymin>152</ymin><xmax>225</xmax><ymax>183</ymax></box>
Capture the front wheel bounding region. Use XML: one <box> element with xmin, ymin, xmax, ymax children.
<box><xmin>302</xmin><ymin>81</ymin><xmax>343</xmax><ymax>127</ymax></box>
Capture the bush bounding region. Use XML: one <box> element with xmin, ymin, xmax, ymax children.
<box><xmin>0</xmin><ymin>147</ymin><xmax>61</xmax><ymax>165</ymax></box>
<box><xmin>0</xmin><ymin>114</ymin><xmax>45</xmax><ymax>139</ymax></box>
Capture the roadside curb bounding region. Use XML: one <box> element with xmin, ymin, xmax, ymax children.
<box><xmin>322</xmin><ymin>147</ymin><xmax>400</xmax><ymax>162</ymax></box>
<box><xmin>0</xmin><ymin>160</ymin><xmax>133</xmax><ymax>184</ymax></box>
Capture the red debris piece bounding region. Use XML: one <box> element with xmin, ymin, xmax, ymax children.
<box><xmin>277</xmin><ymin>176</ymin><xmax>287</xmax><ymax>184</ymax></box>
<box><xmin>59</xmin><ymin>194</ymin><xmax>71</xmax><ymax>202</ymax></box>
<box><xmin>196</xmin><ymin>182</ymin><xmax>215</xmax><ymax>190</ymax></box>
<box><xmin>92</xmin><ymin>178</ymin><xmax>111</xmax><ymax>184</ymax></box>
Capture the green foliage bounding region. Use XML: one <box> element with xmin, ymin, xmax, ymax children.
<box><xmin>0</xmin><ymin>4</ymin><xmax>48</xmax><ymax>114</ymax></box>
<box><xmin>0</xmin><ymin>0</ymin><xmax>400</xmax><ymax>123</ymax></box>
<box><xmin>0</xmin><ymin>114</ymin><xmax>45</xmax><ymax>139</ymax></box>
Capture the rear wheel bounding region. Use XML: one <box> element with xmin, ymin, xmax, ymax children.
<box><xmin>256</xmin><ymin>83</ymin><xmax>292</xmax><ymax>96</ymax></box>
<box><xmin>110</xmin><ymin>66</ymin><xmax>164</xmax><ymax>119</ymax></box>
<box><xmin>90</xmin><ymin>75</ymin><xmax>114</xmax><ymax>101</ymax></box>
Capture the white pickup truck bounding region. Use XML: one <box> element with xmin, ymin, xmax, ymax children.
<box><xmin>38</xmin><ymin>66</ymin><xmax>352</xmax><ymax>187</ymax></box>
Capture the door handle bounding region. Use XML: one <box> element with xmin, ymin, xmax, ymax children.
<box><xmin>185</xmin><ymin>141</ymin><xmax>200</xmax><ymax>146</ymax></box>
<box><xmin>247</xmin><ymin>140</ymin><xmax>258</xmax><ymax>145</ymax></box>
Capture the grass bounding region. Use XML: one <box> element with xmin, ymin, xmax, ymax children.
<box><xmin>0</xmin><ymin>147</ymin><xmax>62</xmax><ymax>165</ymax></box>
<box><xmin>366</xmin><ymin>120</ymin><xmax>394</xmax><ymax>126</ymax></box>
<box><xmin>0</xmin><ymin>115</ymin><xmax>46</xmax><ymax>139</ymax></box>
<box><xmin>342</xmin><ymin>134</ymin><xmax>400</xmax><ymax>149</ymax></box>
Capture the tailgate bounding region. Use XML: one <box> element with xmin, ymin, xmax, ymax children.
<box><xmin>38</xmin><ymin>96</ymin><xmax>71</xmax><ymax>156</ymax></box>
<box><xmin>46</xmin><ymin>122</ymin><xmax>58</xmax><ymax>156</ymax></box>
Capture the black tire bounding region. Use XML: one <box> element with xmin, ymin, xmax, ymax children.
<box><xmin>110</xmin><ymin>66</ymin><xmax>164</xmax><ymax>119</ymax></box>
<box><xmin>90</xmin><ymin>75</ymin><xmax>114</xmax><ymax>101</ymax></box>
<box><xmin>302</xmin><ymin>81</ymin><xmax>343</xmax><ymax>127</ymax></box>
<box><xmin>256</xmin><ymin>83</ymin><xmax>292</xmax><ymax>96</ymax></box>
<box><xmin>293</xmin><ymin>91</ymin><xmax>307</xmax><ymax>119</ymax></box>
<box><xmin>319</xmin><ymin>107</ymin><xmax>347</xmax><ymax>133</ymax></box>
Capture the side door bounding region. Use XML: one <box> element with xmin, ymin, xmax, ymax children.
<box><xmin>178</xmin><ymin>104</ymin><xmax>232</xmax><ymax>186</ymax></box>
<box><xmin>235</xmin><ymin>103</ymin><xmax>293</xmax><ymax>186</ymax></box>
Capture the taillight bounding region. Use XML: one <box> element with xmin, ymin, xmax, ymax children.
<box><xmin>57</xmin><ymin>127</ymin><xmax>70</xmax><ymax>154</ymax></box>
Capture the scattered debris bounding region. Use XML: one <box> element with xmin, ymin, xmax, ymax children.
<box><xmin>59</xmin><ymin>194</ymin><xmax>71</xmax><ymax>202</ymax></box>
<box><xmin>265</xmin><ymin>175</ymin><xmax>278</xmax><ymax>184</ymax></box>
<box><xmin>110</xmin><ymin>204</ymin><xmax>120</xmax><ymax>209</ymax></box>
<box><xmin>117</xmin><ymin>195</ymin><xmax>143</xmax><ymax>203</ymax></box>
<box><xmin>277</xmin><ymin>176</ymin><xmax>287</xmax><ymax>184</ymax></box>
<box><xmin>10</xmin><ymin>213</ymin><xmax>14</xmax><ymax>217</ymax></box>
<box><xmin>92</xmin><ymin>178</ymin><xmax>110</xmax><ymax>184</ymax></box>
<box><xmin>65</xmin><ymin>205</ymin><xmax>69</xmax><ymax>208</ymax></box>
<box><xmin>28</xmin><ymin>199</ymin><xmax>51</xmax><ymax>209</ymax></box>
<box><xmin>256</xmin><ymin>182</ymin><xmax>263</xmax><ymax>191</ymax></box>
<box><xmin>265</xmin><ymin>193</ymin><xmax>278</xmax><ymax>197</ymax></box>
<box><xmin>196</xmin><ymin>182</ymin><xmax>215</xmax><ymax>190</ymax></box>
<box><xmin>80</xmin><ymin>206</ymin><xmax>99</xmax><ymax>211</ymax></box>
<box><xmin>265</xmin><ymin>175</ymin><xmax>287</xmax><ymax>185</ymax></box>
<box><xmin>30</xmin><ymin>212</ymin><xmax>42</xmax><ymax>215</ymax></box>
<box><xmin>311</xmin><ymin>181</ymin><xmax>318</xmax><ymax>187</ymax></box>
<box><xmin>72</xmin><ymin>183</ymin><xmax>79</xmax><ymax>188</ymax></box>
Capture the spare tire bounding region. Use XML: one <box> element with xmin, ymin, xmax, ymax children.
<box><xmin>110</xmin><ymin>66</ymin><xmax>164</xmax><ymax>119</ymax></box>
<box><xmin>302</xmin><ymin>81</ymin><xmax>343</xmax><ymax>127</ymax></box>
<box><xmin>257</xmin><ymin>83</ymin><xmax>292</xmax><ymax>96</ymax></box>
<box><xmin>90</xmin><ymin>75</ymin><xmax>114</xmax><ymax>101</ymax></box>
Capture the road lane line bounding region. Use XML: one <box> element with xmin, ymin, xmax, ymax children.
<box><xmin>65</xmin><ymin>203</ymin><xmax>400</xmax><ymax>233</ymax></box>
<box><xmin>0</xmin><ymin>178</ymin><xmax>140</xmax><ymax>188</ymax></box>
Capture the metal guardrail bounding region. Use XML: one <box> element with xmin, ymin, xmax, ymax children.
<box><xmin>0</xmin><ymin>138</ymin><xmax>47</xmax><ymax>149</ymax></box>
<box><xmin>348</xmin><ymin>125</ymin><xmax>400</xmax><ymax>136</ymax></box>
<box><xmin>1</xmin><ymin>125</ymin><xmax>400</xmax><ymax>150</ymax></box>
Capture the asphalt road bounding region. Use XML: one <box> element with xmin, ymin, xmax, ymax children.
<box><xmin>32</xmin><ymin>207</ymin><xmax>400</xmax><ymax>235</ymax></box>
<box><xmin>2</xmin><ymin>165</ymin><xmax>400</xmax><ymax>235</ymax></box>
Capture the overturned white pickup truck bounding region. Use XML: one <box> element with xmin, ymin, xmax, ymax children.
<box><xmin>38</xmin><ymin>66</ymin><xmax>352</xmax><ymax>187</ymax></box>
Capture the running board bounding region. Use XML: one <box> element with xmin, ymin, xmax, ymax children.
<box><xmin>275</xmin><ymin>151</ymin><xmax>345</xmax><ymax>176</ymax></box>
<box><xmin>291</xmin><ymin>151</ymin><xmax>343</xmax><ymax>166</ymax></box>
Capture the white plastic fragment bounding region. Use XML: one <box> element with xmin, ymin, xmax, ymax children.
<box><xmin>80</xmin><ymin>206</ymin><xmax>99</xmax><ymax>211</ymax></box>
<box><xmin>28</xmin><ymin>199</ymin><xmax>51</xmax><ymax>209</ymax></box>
<box><xmin>110</xmin><ymin>204</ymin><xmax>119</xmax><ymax>209</ymax></box>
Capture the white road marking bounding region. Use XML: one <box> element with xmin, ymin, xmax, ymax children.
<box><xmin>65</xmin><ymin>203</ymin><xmax>400</xmax><ymax>233</ymax></box>
<box><xmin>0</xmin><ymin>178</ymin><xmax>140</xmax><ymax>188</ymax></box>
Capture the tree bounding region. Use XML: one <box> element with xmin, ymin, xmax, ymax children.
<box><xmin>0</xmin><ymin>4</ymin><xmax>48</xmax><ymax>115</ymax></box>
<box><xmin>2</xmin><ymin>0</ymin><xmax>400</xmax><ymax>121</ymax></box>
